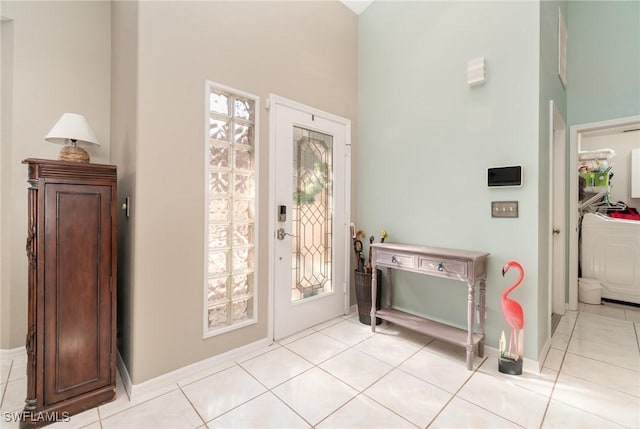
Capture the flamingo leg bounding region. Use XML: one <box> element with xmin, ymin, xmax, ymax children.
<box><xmin>513</xmin><ymin>327</ymin><xmax>519</xmax><ymax>360</ymax></box>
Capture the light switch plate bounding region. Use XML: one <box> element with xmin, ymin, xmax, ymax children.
<box><xmin>492</xmin><ymin>201</ymin><xmax>518</xmax><ymax>218</ymax></box>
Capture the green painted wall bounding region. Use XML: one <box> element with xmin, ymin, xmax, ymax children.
<box><xmin>358</xmin><ymin>2</ymin><xmax>542</xmax><ymax>359</ymax></box>
<box><xmin>567</xmin><ymin>1</ymin><xmax>640</xmax><ymax>126</ymax></box>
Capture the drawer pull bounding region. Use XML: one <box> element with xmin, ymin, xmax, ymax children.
<box><xmin>391</xmin><ymin>255</ymin><xmax>397</xmax><ymax>264</ymax></box>
<box><xmin>437</xmin><ymin>262</ymin><xmax>444</xmax><ymax>271</ymax></box>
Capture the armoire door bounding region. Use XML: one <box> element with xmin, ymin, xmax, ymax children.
<box><xmin>42</xmin><ymin>182</ymin><xmax>113</xmax><ymax>405</ymax></box>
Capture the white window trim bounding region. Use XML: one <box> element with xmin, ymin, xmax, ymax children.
<box><xmin>203</xmin><ymin>80</ymin><xmax>260</xmax><ymax>339</ymax></box>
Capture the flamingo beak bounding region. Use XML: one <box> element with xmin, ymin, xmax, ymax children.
<box><xmin>501</xmin><ymin>266</ymin><xmax>507</xmax><ymax>276</ymax></box>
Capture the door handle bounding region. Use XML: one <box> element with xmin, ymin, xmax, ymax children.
<box><xmin>552</xmin><ymin>229</ymin><xmax>560</xmax><ymax>235</ymax></box>
<box><xmin>276</xmin><ymin>228</ymin><xmax>296</xmax><ymax>240</ymax></box>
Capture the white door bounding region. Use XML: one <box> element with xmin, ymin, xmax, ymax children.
<box><xmin>550</xmin><ymin>101</ymin><xmax>567</xmax><ymax>316</ymax></box>
<box><xmin>270</xmin><ymin>95</ymin><xmax>350</xmax><ymax>340</ymax></box>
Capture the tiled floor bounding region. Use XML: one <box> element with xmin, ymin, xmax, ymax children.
<box><xmin>2</xmin><ymin>303</ymin><xmax>639</xmax><ymax>429</ymax></box>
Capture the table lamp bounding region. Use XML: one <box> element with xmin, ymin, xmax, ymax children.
<box><xmin>45</xmin><ymin>113</ymin><xmax>100</xmax><ymax>163</ymax></box>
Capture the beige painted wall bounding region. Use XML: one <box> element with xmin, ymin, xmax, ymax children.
<box><xmin>0</xmin><ymin>1</ymin><xmax>111</xmax><ymax>349</ymax></box>
<box><xmin>122</xmin><ymin>1</ymin><xmax>357</xmax><ymax>383</ymax></box>
<box><xmin>110</xmin><ymin>0</ymin><xmax>138</xmax><ymax>370</ymax></box>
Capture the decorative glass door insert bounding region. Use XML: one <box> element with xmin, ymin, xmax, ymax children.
<box><xmin>291</xmin><ymin>127</ymin><xmax>333</xmax><ymax>302</ymax></box>
<box><xmin>205</xmin><ymin>82</ymin><xmax>258</xmax><ymax>337</ymax></box>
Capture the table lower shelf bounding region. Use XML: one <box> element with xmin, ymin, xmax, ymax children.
<box><xmin>375</xmin><ymin>307</ymin><xmax>484</xmax><ymax>348</ymax></box>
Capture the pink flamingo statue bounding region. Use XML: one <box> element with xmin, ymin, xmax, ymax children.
<box><xmin>501</xmin><ymin>261</ymin><xmax>524</xmax><ymax>361</ymax></box>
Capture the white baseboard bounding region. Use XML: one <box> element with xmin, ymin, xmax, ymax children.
<box><xmin>0</xmin><ymin>346</ymin><xmax>26</xmax><ymax>360</ymax></box>
<box><xmin>118</xmin><ymin>336</ymin><xmax>273</xmax><ymax>400</ymax></box>
<box><xmin>537</xmin><ymin>336</ymin><xmax>552</xmax><ymax>373</ymax></box>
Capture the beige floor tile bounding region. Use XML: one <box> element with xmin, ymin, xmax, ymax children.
<box><xmin>568</xmin><ymin>335</ymin><xmax>640</xmax><ymax>371</ymax></box>
<box><xmin>430</xmin><ymin>397</ymin><xmax>521</xmax><ymax>429</ymax></box>
<box><xmin>101</xmin><ymin>389</ymin><xmax>202</xmax><ymax>429</ymax></box>
<box><xmin>423</xmin><ymin>339</ymin><xmax>486</xmax><ymax>369</ymax></box>
<box><xmin>542</xmin><ymin>399</ymin><xmax>626</xmax><ymax>429</ymax></box>
<box><xmin>542</xmin><ymin>348</ymin><xmax>565</xmax><ymax>371</ymax></box>
<box><xmin>319</xmin><ymin>320</ymin><xmax>374</xmax><ymax>346</ymax></box>
<box><xmin>181</xmin><ymin>365</ymin><xmax>266</xmax><ymax>422</ymax></box>
<box><xmin>625</xmin><ymin>307</ymin><xmax>640</xmax><ymax>322</ymax></box>
<box><xmin>0</xmin><ymin>378</ymin><xmax>26</xmax><ymax>413</ymax></box>
<box><xmin>312</xmin><ymin>317</ymin><xmax>346</xmax><ymax>332</ymax></box>
<box><xmin>399</xmin><ymin>349</ymin><xmax>473</xmax><ymax>394</ymax></box>
<box><xmin>7</xmin><ymin>360</ymin><xmax>26</xmax><ymax>382</ymax></box>
<box><xmin>550</xmin><ymin>332</ymin><xmax>570</xmax><ymax>351</ymax></box>
<box><xmin>240</xmin><ymin>347</ymin><xmax>312</xmax><ymax>389</ymax></box>
<box><xmin>285</xmin><ymin>332</ymin><xmax>349</xmax><ymax>365</ymax></box>
<box><xmin>562</xmin><ymin>352</ymin><xmax>639</xmax><ymax>397</ymax></box>
<box><xmin>354</xmin><ymin>331</ymin><xmax>422</xmax><ymax>366</ymax></box>
<box><xmin>364</xmin><ymin>369</ymin><xmax>451</xmax><ymax>428</ymax></box>
<box><xmin>0</xmin><ymin>360</ymin><xmax>12</xmax><ymax>384</ymax></box>
<box><xmin>319</xmin><ymin>348</ymin><xmax>393</xmax><ymax>391</ymax></box>
<box><xmin>581</xmin><ymin>303</ymin><xmax>626</xmax><ymax>320</ymax></box>
<box><xmin>276</xmin><ymin>329</ymin><xmax>315</xmax><ymax>346</ymax></box>
<box><xmin>552</xmin><ymin>372</ymin><xmax>640</xmax><ymax>428</ymax></box>
<box><xmin>458</xmin><ymin>371</ymin><xmax>548</xmax><ymax>429</ymax></box>
<box><xmin>478</xmin><ymin>353</ymin><xmax>557</xmax><ymax>398</ymax></box>
<box><xmin>47</xmin><ymin>408</ymin><xmax>100</xmax><ymax>429</ymax></box>
<box><xmin>272</xmin><ymin>367</ymin><xmax>357</xmax><ymax>426</ymax></box>
<box><xmin>208</xmin><ymin>392</ymin><xmax>310</xmax><ymax>428</ymax></box>
<box><xmin>317</xmin><ymin>394</ymin><xmax>415</xmax><ymax>429</ymax></box>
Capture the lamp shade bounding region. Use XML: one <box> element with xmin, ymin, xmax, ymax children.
<box><xmin>45</xmin><ymin>113</ymin><xmax>100</xmax><ymax>146</ymax></box>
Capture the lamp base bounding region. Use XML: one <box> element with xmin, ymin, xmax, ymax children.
<box><xmin>59</xmin><ymin>145</ymin><xmax>90</xmax><ymax>163</ymax></box>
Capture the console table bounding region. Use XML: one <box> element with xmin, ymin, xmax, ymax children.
<box><xmin>370</xmin><ymin>243</ymin><xmax>489</xmax><ymax>370</ymax></box>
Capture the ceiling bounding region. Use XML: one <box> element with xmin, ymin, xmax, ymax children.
<box><xmin>340</xmin><ymin>0</ymin><xmax>374</xmax><ymax>15</ymax></box>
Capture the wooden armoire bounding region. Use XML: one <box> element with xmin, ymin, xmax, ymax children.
<box><xmin>21</xmin><ymin>159</ymin><xmax>117</xmax><ymax>428</ymax></box>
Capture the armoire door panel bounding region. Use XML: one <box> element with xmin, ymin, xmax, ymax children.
<box><xmin>43</xmin><ymin>183</ymin><xmax>112</xmax><ymax>405</ymax></box>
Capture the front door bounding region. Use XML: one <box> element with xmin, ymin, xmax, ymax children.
<box><xmin>270</xmin><ymin>96</ymin><xmax>350</xmax><ymax>340</ymax></box>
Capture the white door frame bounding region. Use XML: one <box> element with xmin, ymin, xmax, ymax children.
<box><xmin>549</xmin><ymin>100</ymin><xmax>567</xmax><ymax>323</ymax></box>
<box><xmin>568</xmin><ymin>114</ymin><xmax>640</xmax><ymax>310</ymax></box>
<box><xmin>267</xmin><ymin>94</ymin><xmax>351</xmax><ymax>341</ymax></box>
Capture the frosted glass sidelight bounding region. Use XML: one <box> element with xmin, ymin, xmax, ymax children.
<box><xmin>205</xmin><ymin>84</ymin><xmax>257</xmax><ymax>336</ymax></box>
<box><xmin>209</xmin><ymin>145</ymin><xmax>230</xmax><ymax>169</ymax></box>
<box><xmin>234</xmin><ymin>98</ymin><xmax>253</xmax><ymax>121</ymax></box>
<box><xmin>232</xmin><ymin>274</ymin><xmax>252</xmax><ymax>297</ymax></box>
<box><xmin>234</xmin><ymin>147</ymin><xmax>253</xmax><ymax>171</ymax></box>
<box><xmin>233</xmin><ymin>174</ymin><xmax>254</xmax><ymax>197</ymax></box>
<box><xmin>232</xmin><ymin>299</ymin><xmax>250</xmax><ymax>321</ymax></box>
<box><xmin>232</xmin><ymin>248</ymin><xmax>253</xmax><ymax>272</ymax></box>
<box><xmin>209</xmin><ymin>117</ymin><xmax>231</xmax><ymax>141</ymax></box>
<box><xmin>232</xmin><ymin>223</ymin><xmax>253</xmax><ymax>246</ymax></box>
<box><xmin>208</xmin><ymin>224</ymin><xmax>229</xmax><ymax>249</ymax></box>
<box><xmin>233</xmin><ymin>199</ymin><xmax>255</xmax><ymax>221</ymax></box>
<box><xmin>234</xmin><ymin>124</ymin><xmax>253</xmax><ymax>146</ymax></box>
<box><xmin>209</xmin><ymin>172</ymin><xmax>230</xmax><ymax>195</ymax></box>
<box><xmin>208</xmin><ymin>304</ymin><xmax>228</xmax><ymax>329</ymax></box>
<box><xmin>208</xmin><ymin>251</ymin><xmax>228</xmax><ymax>275</ymax></box>
<box><xmin>210</xmin><ymin>92</ymin><xmax>229</xmax><ymax>116</ymax></box>
<box><xmin>209</xmin><ymin>199</ymin><xmax>229</xmax><ymax>222</ymax></box>
<box><xmin>208</xmin><ymin>276</ymin><xmax>229</xmax><ymax>302</ymax></box>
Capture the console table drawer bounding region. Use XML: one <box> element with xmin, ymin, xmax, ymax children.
<box><xmin>376</xmin><ymin>251</ymin><xmax>415</xmax><ymax>268</ymax></box>
<box><xmin>418</xmin><ymin>257</ymin><xmax>467</xmax><ymax>277</ymax></box>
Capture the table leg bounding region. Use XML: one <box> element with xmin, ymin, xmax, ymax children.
<box><xmin>466</xmin><ymin>281</ymin><xmax>475</xmax><ymax>370</ymax></box>
<box><xmin>371</xmin><ymin>263</ymin><xmax>377</xmax><ymax>333</ymax></box>
<box><xmin>478</xmin><ymin>279</ymin><xmax>486</xmax><ymax>357</ymax></box>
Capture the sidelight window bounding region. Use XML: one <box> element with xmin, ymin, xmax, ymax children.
<box><xmin>204</xmin><ymin>81</ymin><xmax>258</xmax><ymax>337</ymax></box>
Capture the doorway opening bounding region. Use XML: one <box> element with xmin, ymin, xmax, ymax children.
<box><xmin>568</xmin><ymin>115</ymin><xmax>640</xmax><ymax>310</ymax></box>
